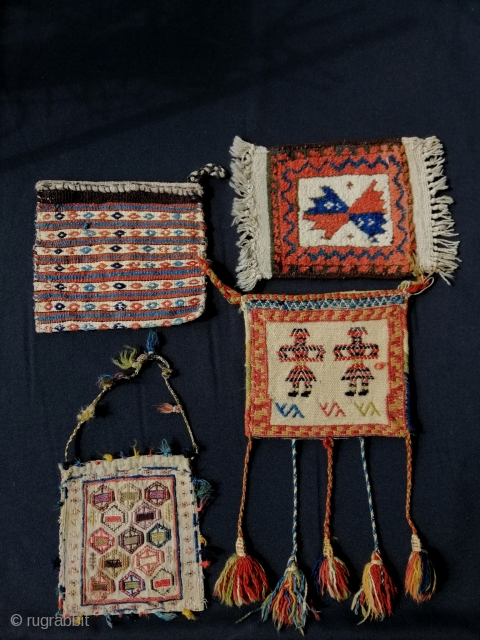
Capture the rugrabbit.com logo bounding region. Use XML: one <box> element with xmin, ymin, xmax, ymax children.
<box><xmin>10</xmin><ymin>614</ymin><xmax>90</xmax><ymax>630</ymax></box>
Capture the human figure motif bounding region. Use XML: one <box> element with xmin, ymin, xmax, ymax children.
<box><xmin>277</xmin><ymin>328</ymin><xmax>325</xmax><ymax>397</ymax></box>
<box><xmin>333</xmin><ymin>327</ymin><xmax>379</xmax><ymax>396</ymax></box>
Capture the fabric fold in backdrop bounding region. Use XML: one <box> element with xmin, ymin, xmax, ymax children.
<box><xmin>230</xmin><ymin>136</ymin><xmax>458</xmax><ymax>290</ymax></box>
<box><xmin>33</xmin><ymin>164</ymin><xmax>225</xmax><ymax>332</ymax></box>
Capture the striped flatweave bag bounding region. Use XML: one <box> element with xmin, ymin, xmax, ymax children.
<box><xmin>33</xmin><ymin>165</ymin><xmax>225</xmax><ymax>332</ymax></box>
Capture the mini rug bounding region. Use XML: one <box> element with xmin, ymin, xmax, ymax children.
<box><xmin>34</xmin><ymin>164</ymin><xmax>225</xmax><ymax>332</ymax></box>
<box><xmin>230</xmin><ymin>136</ymin><xmax>458</xmax><ymax>289</ymax></box>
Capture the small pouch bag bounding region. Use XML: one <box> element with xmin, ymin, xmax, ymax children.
<box><xmin>34</xmin><ymin>164</ymin><xmax>225</xmax><ymax>332</ymax></box>
<box><xmin>200</xmin><ymin>262</ymin><xmax>436</xmax><ymax>630</ymax></box>
<box><xmin>58</xmin><ymin>333</ymin><xmax>207</xmax><ymax>622</ymax></box>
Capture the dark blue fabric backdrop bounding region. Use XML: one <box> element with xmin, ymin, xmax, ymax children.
<box><xmin>1</xmin><ymin>1</ymin><xmax>480</xmax><ymax>638</ymax></box>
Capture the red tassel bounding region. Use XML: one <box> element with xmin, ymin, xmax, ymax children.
<box><xmin>157</xmin><ymin>403</ymin><xmax>180</xmax><ymax>413</ymax></box>
<box><xmin>313</xmin><ymin>544</ymin><xmax>350</xmax><ymax>601</ymax></box>
<box><xmin>352</xmin><ymin>550</ymin><xmax>397</xmax><ymax>622</ymax></box>
<box><xmin>214</xmin><ymin>537</ymin><xmax>269</xmax><ymax>606</ymax></box>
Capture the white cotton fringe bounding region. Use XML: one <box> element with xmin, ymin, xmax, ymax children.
<box><xmin>230</xmin><ymin>136</ymin><xmax>269</xmax><ymax>291</ymax></box>
<box><xmin>421</xmin><ymin>136</ymin><xmax>459</xmax><ymax>282</ymax></box>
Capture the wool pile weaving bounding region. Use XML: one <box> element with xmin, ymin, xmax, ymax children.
<box><xmin>59</xmin><ymin>454</ymin><xmax>204</xmax><ymax>617</ymax></box>
<box><xmin>231</xmin><ymin>136</ymin><xmax>458</xmax><ymax>289</ymax></box>
<box><xmin>34</xmin><ymin>180</ymin><xmax>207</xmax><ymax>332</ymax></box>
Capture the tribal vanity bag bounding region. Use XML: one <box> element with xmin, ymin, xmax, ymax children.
<box><xmin>57</xmin><ymin>332</ymin><xmax>211</xmax><ymax>625</ymax></box>
<box><xmin>230</xmin><ymin>136</ymin><xmax>458</xmax><ymax>289</ymax></box>
<box><xmin>201</xmin><ymin>262</ymin><xmax>437</xmax><ymax>631</ymax></box>
<box><xmin>34</xmin><ymin>164</ymin><xmax>225</xmax><ymax>332</ymax></box>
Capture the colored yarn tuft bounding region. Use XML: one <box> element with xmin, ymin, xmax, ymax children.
<box><xmin>214</xmin><ymin>537</ymin><xmax>269</xmax><ymax>607</ymax></box>
<box><xmin>157</xmin><ymin>403</ymin><xmax>180</xmax><ymax>414</ymax></box>
<box><xmin>102</xmin><ymin>453</ymin><xmax>114</xmax><ymax>462</ymax></box>
<box><xmin>112</xmin><ymin>346</ymin><xmax>138</xmax><ymax>370</ymax></box>
<box><xmin>261</xmin><ymin>558</ymin><xmax>311</xmax><ymax>633</ymax></box>
<box><xmin>97</xmin><ymin>374</ymin><xmax>114</xmax><ymax>389</ymax></box>
<box><xmin>76</xmin><ymin>403</ymin><xmax>95</xmax><ymax>423</ymax></box>
<box><xmin>146</xmin><ymin>330</ymin><xmax>159</xmax><ymax>353</ymax></box>
<box><xmin>193</xmin><ymin>477</ymin><xmax>214</xmax><ymax>501</ymax></box>
<box><xmin>405</xmin><ymin>534</ymin><xmax>436</xmax><ymax>603</ymax></box>
<box><xmin>181</xmin><ymin>609</ymin><xmax>196</xmax><ymax>621</ymax></box>
<box><xmin>352</xmin><ymin>550</ymin><xmax>397</xmax><ymax>622</ymax></box>
<box><xmin>313</xmin><ymin>545</ymin><xmax>350</xmax><ymax>601</ymax></box>
<box><xmin>154</xmin><ymin>611</ymin><xmax>177</xmax><ymax>621</ymax></box>
<box><xmin>158</xmin><ymin>439</ymin><xmax>172</xmax><ymax>457</ymax></box>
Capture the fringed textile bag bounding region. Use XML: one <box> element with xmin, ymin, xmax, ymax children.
<box><xmin>34</xmin><ymin>164</ymin><xmax>225</xmax><ymax>332</ymax></box>
<box><xmin>201</xmin><ymin>262</ymin><xmax>436</xmax><ymax>631</ymax></box>
<box><xmin>57</xmin><ymin>332</ymin><xmax>211</xmax><ymax>625</ymax></box>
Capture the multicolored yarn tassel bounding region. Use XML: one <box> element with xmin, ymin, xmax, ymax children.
<box><xmin>404</xmin><ymin>434</ymin><xmax>436</xmax><ymax>602</ymax></box>
<box><xmin>262</xmin><ymin>440</ymin><xmax>317</xmax><ymax>633</ymax></box>
<box><xmin>261</xmin><ymin>556</ymin><xmax>310</xmax><ymax>633</ymax></box>
<box><xmin>312</xmin><ymin>438</ymin><xmax>350</xmax><ymax>601</ymax></box>
<box><xmin>352</xmin><ymin>438</ymin><xmax>397</xmax><ymax>622</ymax></box>
<box><xmin>214</xmin><ymin>437</ymin><xmax>269</xmax><ymax>606</ymax></box>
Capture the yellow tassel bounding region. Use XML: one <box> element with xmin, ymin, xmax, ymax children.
<box><xmin>181</xmin><ymin>609</ymin><xmax>196</xmax><ymax>620</ymax></box>
<box><xmin>103</xmin><ymin>454</ymin><xmax>114</xmax><ymax>462</ymax></box>
<box><xmin>73</xmin><ymin>616</ymin><xmax>82</xmax><ymax>625</ymax></box>
<box><xmin>112</xmin><ymin>346</ymin><xmax>138</xmax><ymax>370</ymax></box>
<box><xmin>133</xmin><ymin>441</ymin><xmax>140</xmax><ymax>458</ymax></box>
<box><xmin>199</xmin><ymin>534</ymin><xmax>207</xmax><ymax>546</ymax></box>
<box><xmin>76</xmin><ymin>403</ymin><xmax>95</xmax><ymax>423</ymax></box>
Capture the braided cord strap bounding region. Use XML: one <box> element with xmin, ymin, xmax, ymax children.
<box><xmin>359</xmin><ymin>437</ymin><xmax>379</xmax><ymax>552</ymax></box>
<box><xmin>322</xmin><ymin>437</ymin><xmax>334</xmax><ymax>555</ymax></box>
<box><xmin>188</xmin><ymin>163</ymin><xmax>227</xmax><ymax>183</ymax></box>
<box><xmin>64</xmin><ymin>335</ymin><xmax>198</xmax><ymax>464</ymax></box>
<box><xmin>236</xmin><ymin>436</ymin><xmax>253</xmax><ymax>546</ymax></box>
<box><xmin>405</xmin><ymin>433</ymin><xmax>419</xmax><ymax>539</ymax></box>
<box><xmin>197</xmin><ymin>259</ymin><xmax>243</xmax><ymax>305</ymax></box>
<box><xmin>290</xmin><ymin>438</ymin><xmax>299</xmax><ymax>564</ymax></box>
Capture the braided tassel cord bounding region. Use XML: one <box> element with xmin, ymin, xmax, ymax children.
<box><xmin>404</xmin><ymin>434</ymin><xmax>436</xmax><ymax>602</ymax></box>
<box><xmin>214</xmin><ymin>437</ymin><xmax>269</xmax><ymax>606</ymax></box>
<box><xmin>262</xmin><ymin>440</ymin><xmax>317</xmax><ymax>633</ymax></box>
<box><xmin>352</xmin><ymin>438</ymin><xmax>397</xmax><ymax>622</ymax></box>
<box><xmin>312</xmin><ymin>438</ymin><xmax>350</xmax><ymax>601</ymax></box>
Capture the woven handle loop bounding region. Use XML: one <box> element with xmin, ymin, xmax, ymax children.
<box><xmin>64</xmin><ymin>345</ymin><xmax>198</xmax><ymax>464</ymax></box>
<box><xmin>187</xmin><ymin>163</ymin><xmax>227</xmax><ymax>183</ymax></box>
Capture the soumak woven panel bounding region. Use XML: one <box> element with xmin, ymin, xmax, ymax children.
<box><xmin>242</xmin><ymin>289</ymin><xmax>411</xmax><ymax>439</ymax></box>
<box><xmin>231</xmin><ymin>136</ymin><xmax>458</xmax><ymax>290</ymax></box>
<box><xmin>58</xmin><ymin>454</ymin><xmax>204</xmax><ymax>616</ymax></box>
<box><xmin>34</xmin><ymin>181</ymin><xmax>207</xmax><ymax>332</ymax></box>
